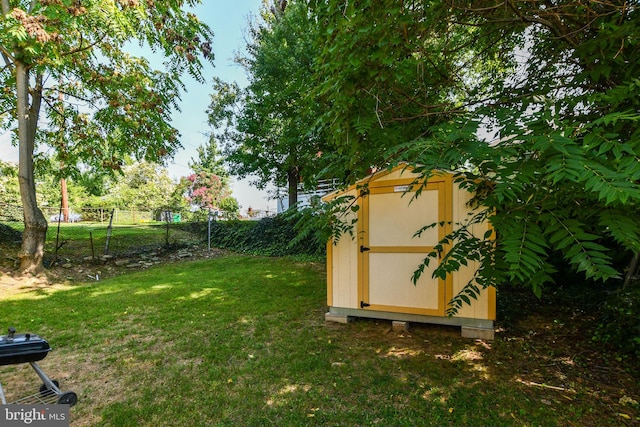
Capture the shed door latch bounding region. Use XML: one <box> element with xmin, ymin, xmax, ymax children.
<box><xmin>360</xmin><ymin>245</ymin><xmax>370</xmax><ymax>253</ymax></box>
<box><xmin>360</xmin><ymin>301</ymin><xmax>370</xmax><ymax>308</ymax></box>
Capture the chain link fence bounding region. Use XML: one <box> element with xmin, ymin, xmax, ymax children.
<box><xmin>0</xmin><ymin>203</ymin><xmax>169</xmax><ymax>225</ymax></box>
<box><xmin>0</xmin><ymin>203</ymin><xmax>201</xmax><ymax>263</ymax></box>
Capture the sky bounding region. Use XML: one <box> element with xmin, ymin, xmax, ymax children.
<box><xmin>0</xmin><ymin>0</ymin><xmax>274</xmax><ymax>215</ymax></box>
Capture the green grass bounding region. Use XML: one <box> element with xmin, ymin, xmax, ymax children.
<box><xmin>1</xmin><ymin>254</ymin><xmax>636</xmax><ymax>426</ymax></box>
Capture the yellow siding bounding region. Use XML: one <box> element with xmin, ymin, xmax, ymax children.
<box><xmin>328</xmin><ymin>188</ymin><xmax>359</xmax><ymax>309</ymax></box>
<box><xmin>450</xmin><ymin>181</ymin><xmax>495</xmax><ymax>320</ymax></box>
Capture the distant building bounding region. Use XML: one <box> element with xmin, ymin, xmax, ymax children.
<box><xmin>245</xmin><ymin>206</ymin><xmax>275</xmax><ymax>219</ymax></box>
<box><xmin>276</xmin><ymin>179</ymin><xmax>339</xmax><ymax>213</ymax></box>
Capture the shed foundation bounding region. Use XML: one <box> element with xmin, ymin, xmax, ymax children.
<box><xmin>461</xmin><ymin>326</ymin><xmax>495</xmax><ymax>340</ymax></box>
<box><xmin>392</xmin><ymin>321</ymin><xmax>410</xmax><ymax>332</ymax></box>
<box><xmin>324</xmin><ymin>312</ymin><xmax>351</xmax><ymax>324</ymax></box>
<box><xmin>326</xmin><ymin>307</ymin><xmax>494</xmax><ymax>340</ymax></box>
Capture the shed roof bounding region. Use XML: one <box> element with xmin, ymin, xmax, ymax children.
<box><xmin>322</xmin><ymin>164</ymin><xmax>453</xmax><ymax>202</ymax></box>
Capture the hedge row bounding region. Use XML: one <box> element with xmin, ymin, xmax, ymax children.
<box><xmin>198</xmin><ymin>215</ymin><xmax>326</xmax><ymax>257</ymax></box>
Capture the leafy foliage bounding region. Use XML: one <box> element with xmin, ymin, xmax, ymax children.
<box><xmin>182</xmin><ymin>172</ymin><xmax>227</xmax><ymax>210</ymax></box>
<box><xmin>411</xmin><ymin>210</ymin><xmax>497</xmax><ymax>314</ymax></box>
<box><xmin>189</xmin><ymin>135</ymin><xmax>230</xmax><ymax>183</ymax></box>
<box><xmin>184</xmin><ymin>136</ymin><xmax>239</xmax><ymax>219</ymax></box>
<box><xmin>1</xmin><ymin>0</ymin><xmax>213</xmax><ymax>175</ymax></box>
<box><xmin>310</xmin><ymin>0</ymin><xmax>517</xmax><ymax>184</ymax></box>
<box><xmin>594</xmin><ymin>286</ymin><xmax>640</xmax><ymax>358</ymax></box>
<box><xmin>309</xmin><ymin>1</ymin><xmax>640</xmax><ymax>304</ymax></box>
<box><xmin>208</xmin><ymin>1</ymin><xmax>330</xmax><ymax>207</ymax></box>
<box><xmin>285</xmin><ymin>191</ymin><xmax>359</xmax><ymax>249</ymax></box>
<box><xmin>205</xmin><ymin>215</ymin><xmax>325</xmax><ymax>257</ymax></box>
<box><xmin>0</xmin><ymin>0</ymin><xmax>214</xmax><ymax>272</ymax></box>
<box><xmin>0</xmin><ymin>161</ymin><xmax>20</xmax><ymax>206</ymax></box>
<box><xmin>106</xmin><ymin>161</ymin><xmax>175</xmax><ymax>211</ymax></box>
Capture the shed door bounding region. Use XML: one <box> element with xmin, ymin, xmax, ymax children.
<box><xmin>359</xmin><ymin>178</ymin><xmax>451</xmax><ymax>316</ymax></box>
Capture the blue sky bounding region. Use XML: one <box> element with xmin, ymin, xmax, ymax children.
<box><xmin>1</xmin><ymin>0</ymin><xmax>273</xmax><ymax>214</ymax></box>
<box><xmin>171</xmin><ymin>0</ymin><xmax>272</xmax><ymax>213</ymax></box>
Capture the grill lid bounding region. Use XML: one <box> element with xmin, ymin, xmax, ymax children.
<box><xmin>0</xmin><ymin>327</ymin><xmax>51</xmax><ymax>365</ymax></box>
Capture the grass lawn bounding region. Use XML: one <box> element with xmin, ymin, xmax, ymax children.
<box><xmin>0</xmin><ymin>225</ymin><xmax>638</xmax><ymax>425</ymax></box>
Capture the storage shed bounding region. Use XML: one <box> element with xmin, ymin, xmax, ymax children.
<box><xmin>323</xmin><ymin>165</ymin><xmax>496</xmax><ymax>339</ymax></box>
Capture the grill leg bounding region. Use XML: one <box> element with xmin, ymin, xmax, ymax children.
<box><xmin>0</xmin><ymin>380</ymin><xmax>6</xmax><ymax>404</ymax></box>
<box><xmin>29</xmin><ymin>362</ymin><xmax>62</xmax><ymax>394</ymax></box>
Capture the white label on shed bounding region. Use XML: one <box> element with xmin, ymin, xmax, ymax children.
<box><xmin>394</xmin><ymin>185</ymin><xmax>410</xmax><ymax>193</ymax></box>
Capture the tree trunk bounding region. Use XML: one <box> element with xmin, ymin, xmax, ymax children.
<box><xmin>59</xmin><ymin>86</ymin><xmax>69</xmax><ymax>222</ymax></box>
<box><xmin>287</xmin><ymin>167</ymin><xmax>299</xmax><ymax>210</ymax></box>
<box><xmin>16</xmin><ymin>61</ymin><xmax>47</xmax><ymax>274</ymax></box>
<box><xmin>61</xmin><ymin>178</ymin><xmax>69</xmax><ymax>222</ymax></box>
<box><xmin>624</xmin><ymin>251</ymin><xmax>640</xmax><ymax>289</ymax></box>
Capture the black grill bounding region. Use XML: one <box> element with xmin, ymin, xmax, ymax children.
<box><xmin>0</xmin><ymin>328</ymin><xmax>51</xmax><ymax>366</ymax></box>
<box><xmin>0</xmin><ymin>327</ymin><xmax>77</xmax><ymax>406</ymax></box>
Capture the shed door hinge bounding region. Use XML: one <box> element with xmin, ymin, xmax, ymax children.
<box><xmin>360</xmin><ymin>245</ymin><xmax>370</xmax><ymax>253</ymax></box>
<box><xmin>360</xmin><ymin>301</ymin><xmax>370</xmax><ymax>308</ymax></box>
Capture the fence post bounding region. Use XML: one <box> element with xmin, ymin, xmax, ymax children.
<box><xmin>105</xmin><ymin>209</ymin><xmax>115</xmax><ymax>254</ymax></box>
<box><xmin>208</xmin><ymin>209</ymin><xmax>212</xmax><ymax>252</ymax></box>
<box><xmin>90</xmin><ymin>231</ymin><xmax>95</xmax><ymax>260</ymax></box>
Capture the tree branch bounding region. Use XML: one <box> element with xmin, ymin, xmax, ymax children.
<box><xmin>27</xmin><ymin>72</ymin><xmax>44</xmax><ymax>143</ymax></box>
<box><xmin>61</xmin><ymin>31</ymin><xmax>109</xmax><ymax>59</ymax></box>
<box><xmin>1</xmin><ymin>52</ymin><xmax>14</xmax><ymax>71</ymax></box>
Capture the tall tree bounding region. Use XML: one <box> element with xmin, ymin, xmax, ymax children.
<box><xmin>189</xmin><ymin>134</ymin><xmax>228</xmax><ymax>181</ymax></box>
<box><xmin>0</xmin><ymin>0</ymin><xmax>213</xmax><ymax>273</ymax></box>
<box><xmin>181</xmin><ymin>172</ymin><xmax>226</xmax><ymax>209</ymax></box>
<box><xmin>311</xmin><ymin>1</ymin><xmax>640</xmax><ymax>302</ymax></box>
<box><xmin>187</xmin><ymin>135</ymin><xmax>239</xmax><ymax>218</ymax></box>
<box><xmin>208</xmin><ymin>0</ymin><xmax>327</xmax><ymax>210</ymax></box>
<box><xmin>107</xmin><ymin>161</ymin><xmax>175</xmax><ymax>212</ymax></box>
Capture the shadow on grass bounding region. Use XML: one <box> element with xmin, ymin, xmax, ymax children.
<box><xmin>0</xmin><ymin>256</ymin><xmax>637</xmax><ymax>426</ymax></box>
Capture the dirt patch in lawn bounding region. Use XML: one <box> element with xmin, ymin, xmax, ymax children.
<box><xmin>0</xmin><ymin>238</ymin><xmax>229</xmax><ymax>294</ymax></box>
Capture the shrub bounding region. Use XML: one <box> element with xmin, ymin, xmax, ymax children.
<box><xmin>593</xmin><ymin>286</ymin><xmax>640</xmax><ymax>359</ymax></box>
<box><xmin>201</xmin><ymin>215</ymin><xmax>325</xmax><ymax>258</ymax></box>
